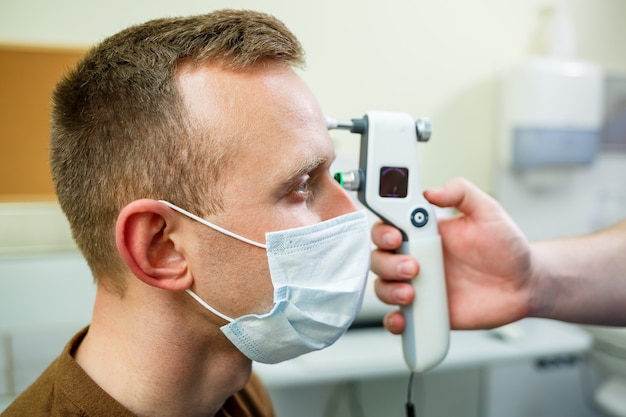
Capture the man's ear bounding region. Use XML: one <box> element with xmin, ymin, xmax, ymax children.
<box><xmin>116</xmin><ymin>199</ymin><xmax>191</xmax><ymax>291</ymax></box>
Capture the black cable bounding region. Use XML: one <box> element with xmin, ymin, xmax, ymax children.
<box><xmin>406</xmin><ymin>372</ymin><xmax>416</xmax><ymax>417</ymax></box>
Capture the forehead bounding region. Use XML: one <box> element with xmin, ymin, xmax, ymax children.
<box><xmin>176</xmin><ymin>62</ymin><xmax>334</xmax><ymax>189</ymax></box>
<box><xmin>177</xmin><ymin>62</ymin><xmax>324</xmax><ymax>127</ymax></box>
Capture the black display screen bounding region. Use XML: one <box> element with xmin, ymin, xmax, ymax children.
<box><xmin>379</xmin><ymin>167</ymin><xmax>408</xmax><ymax>198</ymax></box>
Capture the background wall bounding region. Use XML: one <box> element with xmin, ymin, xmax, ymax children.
<box><xmin>2</xmin><ymin>0</ymin><xmax>626</xmax><ymax>194</ymax></box>
<box><xmin>1</xmin><ymin>1</ymin><xmax>626</xmax><ymax>416</ymax></box>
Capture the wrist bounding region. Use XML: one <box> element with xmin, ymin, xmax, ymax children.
<box><xmin>526</xmin><ymin>241</ymin><xmax>556</xmax><ymax>320</ymax></box>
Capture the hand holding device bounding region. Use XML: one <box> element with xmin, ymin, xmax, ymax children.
<box><xmin>329</xmin><ymin>111</ymin><xmax>450</xmax><ymax>373</ymax></box>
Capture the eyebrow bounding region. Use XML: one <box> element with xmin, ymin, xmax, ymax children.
<box><xmin>281</xmin><ymin>154</ymin><xmax>335</xmax><ymax>187</ymax></box>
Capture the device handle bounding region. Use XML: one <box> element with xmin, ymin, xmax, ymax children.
<box><xmin>399</xmin><ymin>236</ymin><xmax>450</xmax><ymax>373</ymax></box>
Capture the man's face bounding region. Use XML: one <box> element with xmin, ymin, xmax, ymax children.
<box><xmin>177</xmin><ymin>62</ymin><xmax>358</xmax><ymax>319</ymax></box>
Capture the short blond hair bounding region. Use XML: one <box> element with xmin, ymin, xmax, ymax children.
<box><xmin>50</xmin><ymin>10</ymin><xmax>305</xmax><ymax>294</ymax></box>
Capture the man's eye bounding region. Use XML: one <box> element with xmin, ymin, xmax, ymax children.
<box><xmin>296</xmin><ymin>180</ymin><xmax>310</xmax><ymax>194</ymax></box>
<box><xmin>290</xmin><ymin>175</ymin><xmax>315</xmax><ymax>202</ymax></box>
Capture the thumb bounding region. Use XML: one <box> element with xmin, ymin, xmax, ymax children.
<box><xmin>424</xmin><ymin>177</ymin><xmax>500</xmax><ymax>220</ymax></box>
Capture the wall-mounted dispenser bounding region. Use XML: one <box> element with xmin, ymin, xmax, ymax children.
<box><xmin>500</xmin><ymin>59</ymin><xmax>603</xmax><ymax>171</ymax></box>
<box><xmin>494</xmin><ymin>0</ymin><xmax>608</xmax><ymax>241</ymax></box>
<box><xmin>497</xmin><ymin>0</ymin><xmax>604</xmax><ymax>189</ymax></box>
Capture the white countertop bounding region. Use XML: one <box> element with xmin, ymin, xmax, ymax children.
<box><xmin>254</xmin><ymin>318</ymin><xmax>593</xmax><ymax>387</ymax></box>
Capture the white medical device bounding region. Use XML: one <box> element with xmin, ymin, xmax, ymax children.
<box><xmin>329</xmin><ymin>111</ymin><xmax>450</xmax><ymax>373</ymax></box>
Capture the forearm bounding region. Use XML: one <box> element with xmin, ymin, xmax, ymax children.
<box><xmin>528</xmin><ymin>220</ymin><xmax>626</xmax><ymax>326</ymax></box>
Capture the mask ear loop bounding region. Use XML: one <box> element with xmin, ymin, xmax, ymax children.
<box><xmin>157</xmin><ymin>200</ymin><xmax>265</xmax><ymax>324</ymax></box>
<box><xmin>158</xmin><ymin>200</ymin><xmax>267</xmax><ymax>249</ymax></box>
<box><xmin>185</xmin><ymin>289</ymin><xmax>235</xmax><ymax>323</ymax></box>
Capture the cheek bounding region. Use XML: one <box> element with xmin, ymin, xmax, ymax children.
<box><xmin>231</xmin><ymin>247</ymin><xmax>275</xmax><ymax>315</ymax></box>
<box><xmin>193</xmin><ymin>231</ymin><xmax>275</xmax><ymax>317</ymax></box>
<box><xmin>263</xmin><ymin>206</ymin><xmax>322</xmax><ymax>232</ymax></box>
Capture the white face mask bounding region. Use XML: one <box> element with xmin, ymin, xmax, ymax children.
<box><xmin>159</xmin><ymin>200</ymin><xmax>371</xmax><ymax>364</ymax></box>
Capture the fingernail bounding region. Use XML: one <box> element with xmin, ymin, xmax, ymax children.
<box><xmin>393</xmin><ymin>287</ymin><xmax>410</xmax><ymax>304</ymax></box>
<box><xmin>385</xmin><ymin>314</ymin><xmax>399</xmax><ymax>330</ymax></box>
<box><xmin>398</xmin><ymin>260</ymin><xmax>416</xmax><ymax>277</ymax></box>
<box><xmin>383</xmin><ymin>232</ymin><xmax>395</xmax><ymax>247</ymax></box>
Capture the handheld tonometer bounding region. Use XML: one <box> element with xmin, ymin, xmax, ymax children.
<box><xmin>329</xmin><ymin>111</ymin><xmax>450</xmax><ymax>373</ymax></box>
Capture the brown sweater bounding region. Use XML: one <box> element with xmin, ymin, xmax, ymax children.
<box><xmin>1</xmin><ymin>328</ymin><xmax>275</xmax><ymax>417</ymax></box>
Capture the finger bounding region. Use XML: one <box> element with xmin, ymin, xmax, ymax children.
<box><xmin>370</xmin><ymin>249</ymin><xmax>419</xmax><ymax>280</ymax></box>
<box><xmin>370</xmin><ymin>221</ymin><xmax>404</xmax><ymax>251</ymax></box>
<box><xmin>383</xmin><ymin>310</ymin><xmax>406</xmax><ymax>335</ymax></box>
<box><xmin>373</xmin><ymin>276</ymin><xmax>414</xmax><ymax>306</ymax></box>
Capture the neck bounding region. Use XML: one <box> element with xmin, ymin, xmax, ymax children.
<box><xmin>75</xmin><ymin>283</ymin><xmax>251</xmax><ymax>417</ymax></box>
